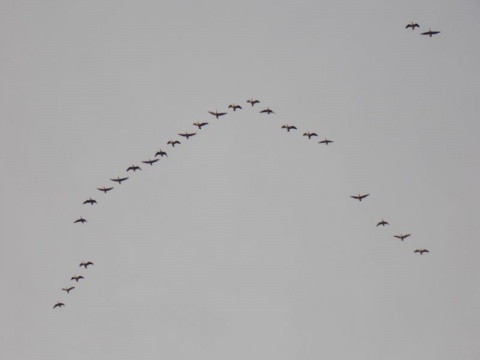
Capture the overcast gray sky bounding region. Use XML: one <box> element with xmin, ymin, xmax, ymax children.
<box><xmin>1</xmin><ymin>1</ymin><xmax>480</xmax><ymax>359</ymax></box>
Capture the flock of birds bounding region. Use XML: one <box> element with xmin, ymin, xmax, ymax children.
<box><xmin>54</xmin><ymin>22</ymin><xmax>436</xmax><ymax>309</ymax></box>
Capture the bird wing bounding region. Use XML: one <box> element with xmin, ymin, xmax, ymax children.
<box><xmin>311</xmin><ymin>133</ymin><xmax>318</xmax><ymax>136</ymax></box>
<box><xmin>290</xmin><ymin>126</ymin><xmax>297</xmax><ymax>129</ymax></box>
<box><xmin>236</xmin><ymin>105</ymin><xmax>242</xmax><ymax>109</ymax></box>
<box><xmin>406</xmin><ymin>24</ymin><xmax>412</xmax><ymax>28</ymax></box>
<box><xmin>200</xmin><ymin>123</ymin><xmax>208</xmax><ymax>127</ymax></box>
<box><xmin>119</xmin><ymin>177</ymin><xmax>128</xmax><ymax>181</ymax></box>
<box><xmin>414</xmin><ymin>249</ymin><xmax>420</xmax><ymax>253</ymax></box>
<box><xmin>217</xmin><ymin>112</ymin><xmax>227</xmax><ymax>116</ymax></box>
<box><xmin>394</xmin><ymin>235</ymin><xmax>402</xmax><ymax>239</ymax></box>
<box><xmin>187</xmin><ymin>132</ymin><xmax>196</xmax><ymax>137</ymax></box>
<box><xmin>208</xmin><ymin>111</ymin><xmax>216</xmax><ymax>116</ymax></box>
<box><xmin>351</xmin><ymin>195</ymin><xmax>360</xmax><ymax>199</ymax></box>
<box><xmin>403</xmin><ymin>234</ymin><xmax>411</xmax><ymax>239</ymax></box>
<box><xmin>430</xmin><ymin>31</ymin><xmax>440</xmax><ymax>34</ymax></box>
<box><xmin>178</xmin><ymin>133</ymin><xmax>187</xmax><ymax>137</ymax></box>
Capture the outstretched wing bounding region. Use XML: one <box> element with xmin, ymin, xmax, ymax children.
<box><xmin>359</xmin><ymin>194</ymin><xmax>369</xmax><ymax>199</ymax></box>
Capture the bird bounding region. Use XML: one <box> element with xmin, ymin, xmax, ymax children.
<box><xmin>414</xmin><ymin>249</ymin><xmax>429</xmax><ymax>255</ymax></box>
<box><xmin>303</xmin><ymin>132</ymin><xmax>318</xmax><ymax>139</ymax></box>
<box><xmin>421</xmin><ymin>29</ymin><xmax>440</xmax><ymax>37</ymax></box>
<box><xmin>97</xmin><ymin>186</ymin><xmax>113</xmax><ymax>193</ymax></box>
<box><xmin>178</xmin><ymin>132</ymin><xmax>196</xmax><ymax>139</ymax></box>
<box><xmin>208</xmin><ymin>110</ymin><xmax>227</xmax><ymax>119</ymax></box>
<box><xmin>405</xmin><ymin>22</ymin><xmax>420</xmax><ymax>29</ymax></box>
<box><xmin>247</xmin><ymin>99</ymin><xmax>260</xmax><ymax>107</ymax></box>
<box><xmin>83</xmin><ymin>197</ymin><xmax>97</xmax><ymax>205</ymax></box>
<box><xmin>351</xmin><ymin>194</ymin><xmax>369</xmax><ymax>201</ymax></box>
<box><xmin>142</xmin><ymin>158</ymin><xmax>159</xmax><ymax>166</ymax></box>
<box><xmin>193</xmin><ymin>122</ymin><xmax>208</xmax><ymax>129</ymax></box>
<box><xmin>79</xmin><ymin>261</ymin><xmax>94</xmax><ymax>268</ymax></box>
<box><xmin>126</xmin><ymin>165</ymin><xmax>141</xmax><ymax>172</ymax></box>
<box><xmin>394</xmin><ymin>234</ymin><xmax>411</xmax><ymax>241</ymax></box>
<box><xmin>110</xmin><ymin>176</ymin><xmax>129</xmax><ymax>184</ymax></box>
<box><xmin>74</xmin><ymin>217</ymin><xmax>87</xmax><ymax>224</ymax></box>
<box><xmin>71</xmin><ymin>275</ymin><xmax>84</xmax><ymax>282</ymax></box>
<box><xmin>318</xmin><ymin>138</ymin><xmax>334</xmax><ymax>145</ymax></box>
<box><xmin>281</xmin><ymin>124</ymin><xmax>297</xmax><ymax>132</ymax></box>
<box><xmin>53</xmin><ymin>302</ymin><xmax>65</xmax><ymax>309</ymax></box>
<box><xmin>376</xmin><ymin>219</ymin><xmax>389</xmax><ymax>227</ymax></box>
<box><xmin>62</xmin><ymin>287</ymin><xmax>75</xmax><ymax>294</ymax></box>
<box><xmin>260</xmin><ymin>108</ymin><xmax>274</xmax><ymax>114</ymax></box>
<box><xmin>228</xmin><ymin>104</ymin><xmax>242</xmax><ymax>111</ymax></box>
<box><xmin>167</xmin><ymin>140</ymin><xmax>181</xmax><ymax>147</ymax></box>
<box><xmin>155</xmin><ymin>149</ymin><xmax>168</xmax><ymax>157</ymax></box>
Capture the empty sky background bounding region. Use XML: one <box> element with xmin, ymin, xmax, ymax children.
<box><xmin>1</xmin><ymin>1</ymin><xmax>480</xmax><ymax>359</ymax></box>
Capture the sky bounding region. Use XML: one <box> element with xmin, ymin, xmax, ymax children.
<box><xmin>1</xmin><ymin>1</ymin><xmax>480</xmax><ymax>359</ymax></box>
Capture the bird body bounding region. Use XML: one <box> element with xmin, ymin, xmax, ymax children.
<box><xmin>281</xmin><ymin>124</ymin><xmax>297</xmax><ymax>132</ymax></box>
<box><xmin>79</xmin><ymin>261</ymin><xmax>94</xmax><ymax>268</ymax></box>
<box><xmin>62</xmin><ymin>287</ymin><xmax>75</xmax><ymax>293</ymax></box>
<box><xmin>97</xmin><ymin>186</ymin><xmax>113</xmax><ymax>193</ymax></box>
<box><xmin>394</xmin><ymin>234</ymin><xmax>411</xmax><ymax>241</ymax></box>
<box><xmin>178</xmin><ymin>132</ymin><xmax>196</xmax><ymax>139</ymax></box>
<box><xmin>318</xmin><ymin>138</ymin><xmax>333</xmax><ymax>145</ymax></box>
<box><xmin>193</xmin><ymin>122</ymin><xmax>208</xmax><ymax>129</ymax></box>
<box><xmin>303</xmin><ymin>132</ymin><xmax>318</xmax><ymax>139</ymax></box>
<box><xmin>414</xmin><ymin>249</ymin><xmax>429</xmax><ymax>255</ymax></box>
<box><xmin>71</xmin><ymin>275</ymin><xmax>84</xmax><ymax>282</ymax></box>
<box><xmin>376</xmin><ymin>219</ymin><xmax>389</xmax><ymax>227</ymax></box>
<box><xmin>260</xmin><ymin>108</ymin><xmax>274</xmax><ymax>114</ymax></box>
<box><xmin>83</xmin><ymin>197</ymin><xmax>97</xmax><ymax>205</ymax></box>
<box><xmin>53</xmin><ymin>302</ymin><xmax>65</xmax><ymax>309</ymax></box>
<box><xmin>142</xmin><ymin>158</ymin><xmax>159</xmax><ymax>165</ymax></box>
<box><xmin>351</xmin><ymin>194</ymin><xmax>369</xmax><ymax>201</ymax></box>
<box><xmin>208</xmin><ymin>111</ymin><xmax>227</xmax><ymax>119</ymax></box>
<box><xmin>406</xmin><ymin>22</ymin><xmax>420</xmax><ymax>29</ymax></box>
<box><xmin>110</xmin><ymin>176</ymin><xmax>129</xmax><ymax>184</ymax></box>
<box><xmin>228</xmin><ymin>104</ymin><xmax>242</xmax><ymax>111</ymax></box>
<box><xmin>126</xmin><ymin>165</ymin><xmax>141</xmax><ymax>172</ymax></box>
<box><xmin>247</xmin><ymin>99</ymin><xmax>260</xmax><ymax>107</ymax></box>
<box><xmin>74</xmin><ymin>217</ymin><xmax>87</xmax><ymax>224</ymax></box>
<box><xmin>421</xmin><ymin>29</ymin><xmax>440</xmax><ymax>37</ymax></box>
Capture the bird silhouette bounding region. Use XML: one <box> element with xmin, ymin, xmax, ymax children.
<box><xmin>110</xmin><ymin>176</ymin><xmax>129</xmax><ymax>184</ymax></box>
<box><xmin>351</xmin><ymin>194</ymin><xmax>369</xmax><ymax>201</ymax></box>
<box><xmin>74</xmin><ymin>217</ymin><xmax>87</xmax><ymax>224</ymax></box>
<box><xmin>142</xmin><ymin>158</ymin><xmax>159</xmax><ymax>165</ymax></box>
<box><xmin>414</xmin><ymin>249</ymin><xmax>429</xmax><ymax>255</ymax></box>
<box><xmin>406</xmin><ymin>22</ymin><xmax>420</xmax><ymax>29</ymax></box>
<box><xmin>247</xmin><ymin>99</ymin><xmax>260</xmax><ymax>107</ymax></box>
<box><xmin>155</xmin><ymin>149</ymin><xmax>168</xmax><ymax>157</ymax></box>
<box><xmin>71</xmin><ymin>275</ymin><xmax>84</xmax><ymax>282</ymax></box>
<box><xmin>126</xmin><ymin>165</ymin><xmax>141</xmax><ymax>172</ymax></box>
<box><xmin>208</xmin><ymin>110</ymin><xmax>227</xmax><ymax>119</ymax></box>
<box><xmin>421</xmin><ymin>29</ymin><xmax>440</xmax><ymax>37</ymax></box>
<box><xmin>318</xmin><ymin>138</ymin><xmax>333</xmax><ymax>145</ymax></box>
<box><xmin>260</xmin><ymin>108</ymin><xmax>274</xmax><ymax>114</ymax></box>
<box><xmin>193</xmin><ymin>122</ymin><xmax>208</xmax><ymax>129</ymax></box>
<box><xmin>281</xmin><ymin>125</ymin><xmax>297</xmax><ymax>132</ymax></box>
<box><xmin>394</xmin><ymin>234</ymin><xmax>411</xmax><ymax>241</ymax></box>
<box><xmin>167</xmin><ymin>140</ymin><xmax>181</xmax><ymax>147</ymax></box>
<box><xmin>303</xmin><ymin>132</ymin><xmax>318</xmax><ymax>139</ymax></box>
<box><xmin>376</xmin><ymin>219</ymin><xmax>389</xmax><ymax>227</ymax></box>
<box><xmin>53</xmin><ymin>302</ymin><xmax>65</xmax><ymax>309</ymax></box>
<box><xmin>79</xmin><ymin>261</ymin><xmax>94</xmax><ymax>268</ymax></box>
<box><xmin>62</xmin><ymin>287</ymin><xmax>75</xmax><ymax>294</ymax></box>
<box><xmin>228</xmin><ymin>104</ymin><xmax>242</xmax><ymax>111</ymax></box>
<box><xmin>178</xmin><ymin>132</ymin><xmax>196</xmax><ymax>139</ymax></box>
<box><xmin>83</xmin><ymin>197</ymin><xmax>97</xmax><ymax>205</ymax></box>
<box><xmin>97</xmin><ymin>186</ymin><xmax>113</xmax><ymax>193</ymax></box>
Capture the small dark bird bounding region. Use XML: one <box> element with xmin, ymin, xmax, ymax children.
<box><xmin>351</xmin><ymin>194</ymin><xmax>369</xmax><ymax>201</ymax></box>
<box><xmin>303</xmin><ymin>132</ymin><xmax>318</xmax><ymax>139</ymax></box>
<box><xmin>281</xmin><ymin>124</ymin><xmax>297</xmax><ymax>132</ymax></box>
<box><xmin>247</xmin><ymin>99</ymin><xmax>260</xmax><ymax>107</ymax></box>
<box><xmin>142</xmin><ymin>158</ymin><xmax>159</xmax><ymax>166</ymax></box>
<box><xmin>228</xmin><ymin>104</ymin><xmax>242</xmax><ymax>111</ymax></box>
<box><xmin>178</xmin><ymin>132</ymin><xmax>196</xmax><ymax>139</ymax></box>
<box><xmin>193</xmin><ymin>122</ymin><xmax>208</xmax><ymax>129</ymax></box>
<box><xmin>414</xmin><ymin>249</ymin><xmax>429</xmax><ymax>255</ymax></box>
<box><xmin>318</xmin><ymin>138</ymin><xmax>334</xmax><ymax>145</ymax></box>
<box><xmin>71</xmin><ymin>275</ymin><xmax>84</xmax><ymax>282</ymax></box>
<box><xmin>74</xmin><ymin>217</ymin><xmax>87</xmax><ymax>224</ymax></box>
<box><xmin>208</xmin><ymin>110</ymin><xmax>227</xmax><ymax>119</ymax></box>
<box><xmin>155</xmin><ymin>149</ymin><xmax>168</xmax><ymax>157</ymax></box>
<box><xmin>126</xmin><ymin>165</ymin><xmax>141</xmax><ymax>172</ymax></box>
<box><xmin>376</xmin><ymin>219</ymin><xmax>389</xmax><ymax>227</ymax></box>
<box><xmin>405</xmin><ymin>22</ymin><xmax>420</xmax><ymax>29</ymax></box>
<box><xmin>83</xmin><ymin>197</ymin><xmax>97</xmax><ymax>205</ymax></box>
<box><xmin>421</xmin><ymin>29</ymin><xmax>440</xmax><ymax>37</ymax></box>
<box><xmin>110</xmin><ymin>176</ymin><xmax>129</xmax><ymax>184</ymax></box>
<box><xmin>53</xmin><ymin>302</ymin><xmax>65</xmax><ymax>309</ymax></box>
<box><xmin>167</xmin><ymin>140</ymin><xmax>181</xmax><ymax>147</ymax></box>
<box><xmin>79</xmin><ymin>261</ymin><xmax>94</xmax><ymax>268</ymax></box>
<box><xmin>97</xmin><ymin>186</ymin><xmax>113</xmax><ymax>193</ymax></box>
<box><xmin>394</xmin><ymin>234</ymin><xmax>411</xmax><ymax>241</ymax></box>
<box><xmin>260</xmin><ymin>108</ymin><xmax>274</xmax><ymax>115</ymax></box>
<box><xmin>62</xmin><ymin>287</ymin><xmax>75</xmax><ymax>294</ymax></box>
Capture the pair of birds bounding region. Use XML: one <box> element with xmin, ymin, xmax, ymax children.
<box><xmin>405</xmin><ymin>22</ymin><xmax>440</xmax><ymax>37</ymax></box>
<box><xmin>54</xmin><ymin>262</ymin><xmax>94</xmax><ymax>309</ymax></box>
<box><xmin>284</xmin><ymin>128</ymin><xmax>334</xmax><ymax>145</ymax></box>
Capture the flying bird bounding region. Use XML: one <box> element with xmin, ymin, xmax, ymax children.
<box><xmin>142</xmin><ymin>158</ymin><xmax>159</xmax><ymax>166</ymax></box>
<box><xmin>79</xmin><ymin>261</ymin><xmax>94</xmax><ymax>268</ymax></box>
<box><xmin>83</xmin><ymin>197</ymin><xmax>97</xmax><ymax>205</ymax></box>
<box><xmin>193</xmin><ymin>122</ymin><xmax>208</xmax><ymax>129</ymax></box>
<box><xmin>260</xmin><ymin>108</ymin><xmax>274</xmax><ymax>115</ymax></box>
<box><xmin>421</xmin><ymin>29</ymin><xmax>440</xmax><ymax>37</ymax></box>
<box><xmin>62</xmin><ymin>287</ymin><xmax>75</xmax><ymax>294</ymax></box>
<box><xmin>394</xmin><ymin>234</ymin><xmax>411</xmax><ymax>241</ymax></box>
<box><xmin>281</xmin><ymin>124</ymin><xmax>297</xmax><ymax>132</ymax></box>
<box><xmin>376</xmin><ymin>219</ymin><xmax>389</xmax><ymax>227</ymax></box>
<box><xmin>405</xmin><ymin>22</ymin><xmax>420</xmax><ymax>29</ymax></box>
<box><xmin>247</xmin><ymin>99</ymin><xmax>260</xmax><ymax>107</ymax></box>
<box><xmin>178</xmin><ymin>132</ymin><xmax>196</xmax><ymax>139</ymax></box>
<box><xmin>74</xmin><ymin>217</ymin><xmax>87</xmax><ymax>224</ymax></box>
<box><xmin>303</xmin><ymin>132</ymin><xmax>318</xmax><ymax>139</ymax></box>
<box><xmin>155</xmin><ymin>149</ymin><xmax>168</xmax><ymax>157</ymax></box>
<box><xmin>97</xmin><ymin>186</ymin><xmax>113</xmax><ymax>193</ymax></box>
<box><xmin>126</xmin><ymin>165</ymin><xmax>141</xmax><ymax>172</ymax></box>
<box><xmin>208</xmin><ymin>110</ymin><xmax>227</xmax><ymax>119</ymax></box>
<box><xmin>53</xmin><ymin>302</ymin><xmax>65</xmax><ymax>309</ymax></box>
<box><xmin>110</xmin><ymin>176</ymin><xmax>129</xmax><ymax>184</ymax></box>
<box><xmin>351</xmin><ymin>194</ymin><xmax>369</xmax><ymax>201</ymax></box>
<box><xmin>71</xmin><ymin>275</ymin><xmax>84</xmax><ymax>282</ymax></box>
<box><xmin>167</xmin><ymin>140</ymin><xmax>181</xmax><ymax>147</ymax></box>
<box><xmin>318</xmin><ymin>138</ymin><xmax>334</xmax><ymax>145</ymax></box>
<box><xmin>228</xmin><ymin>104</ymin><xmax>242</xmax><ymax>111</ymax></box>
<box><xmin>414</xmin><ymin>249</ymin><xmax>429</xmax><ymax>255</ymax></box>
